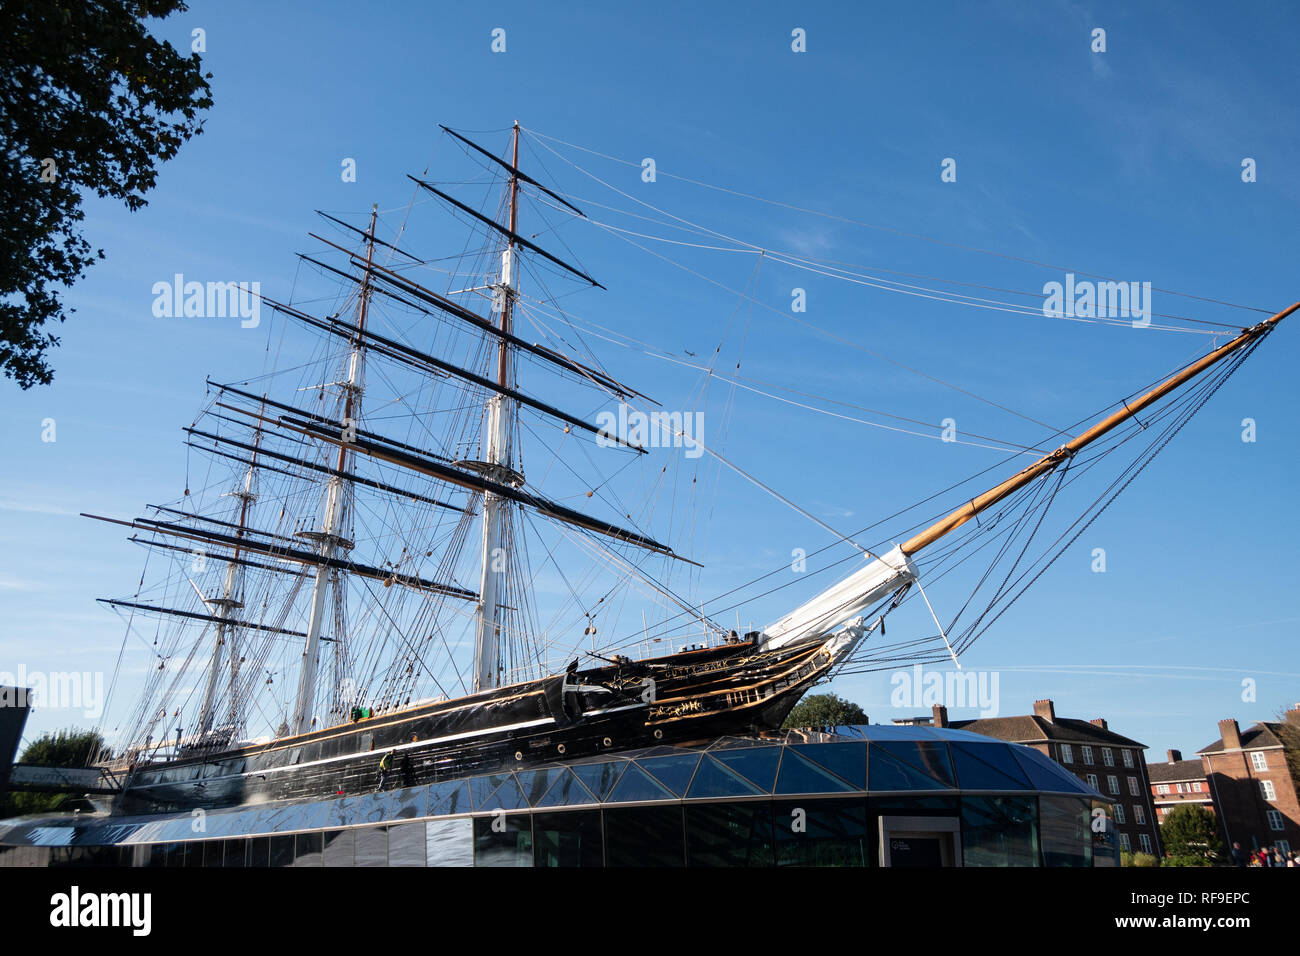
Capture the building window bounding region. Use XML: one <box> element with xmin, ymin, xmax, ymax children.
<box><xmin>1119</xmin><ymin>833</ymin><xmax>1131</xmax><ymax>852</ymax></box>
<box><xmin>1251</xmin><ymin>752</ymin><xmax>1268</xmax><ymax>772</ymax></box>
<box><xmin>1261</xmin><ymin>780</ymin><xmax>1277</xmax><ymax>802</ymax></box>
<box><xmin>1087</xmin><ymin>773</ymin><xmax>1099</xmax><ymax>791</ymax></box>
<box><xmin>1060</xmin><ymin>744</ymin><xmax>1073</xmax><ymax>764</ymax></box>
<box><xmin>1081</xmin><ymin>746</ymin><xmax>1094</xmax><ymax>765</ymax></box>
<box><xmin>1267</xmin><ymin>810</ymin><xmax>1284</xmax><ymax>832</ymax></box>
<box><xmin>1156</xmin><ymin>784</ymin><xmax>1170</xmax><ymax>795</ymax></box>
<box><xmin>1122</xmin><ymin>749</ymin><xmax>1134</xmax><ymax>768</ymax></box>
<box><xmin>1134</xmin><ymin>804</ymin><xmax>1146</xmax><ymax>825</ymax></box>
<box><xmin>1278</xmin><ymin>840</ymin><xmax>1292</xmax><ymax>855</ymax></box>
<box><xmin>1107</xmin><ymin>775</ymin><xmax>1119</xmax><ymax>795</ymax></box>
<box><xmin>1176</xmin><ymin>783</ymin><xmax>1186</xmax><ymax>794</ymax></box>
<box><xmin>1128</xmin><ymin>777</ymin><xmax>1140</xmax><ymax>796</ymax></box>
<box><xmin>1114</xmin><ymin>804</ymin><xmax>1126</xmax><ymax>824</ymax></box>
<box><xmin>1139</xmin><ymin>833</ymin><xmax>1152</xmax><ymax>854</ymax></box>
<box><xmin>1192</xmin><ymin>782</ymin><xmax>1202</xmax><ymax>793</ymax></box>
<box><xmin>1102</xmin><ymin>748</ymin><xmax>1114</xmax><ymax>767</ymax></box>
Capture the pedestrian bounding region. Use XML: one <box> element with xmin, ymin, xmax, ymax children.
<box><xmin>1231</xmin><ymin>842</ymin><xmax>1246</xmax><ymax>868</ymax></box>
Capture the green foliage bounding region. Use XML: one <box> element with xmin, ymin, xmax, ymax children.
<box><xmin>0</xmin><ymin>0</ymin><xmax>213</xmax><ymax>388</ymax></box>
<box><xmin>1159</xmin><ymin>804</ymin><xmax>1226</xmax><ymax>865</ymax></box>
<box><xmin>0</xmin><ymin>727</ymin><xmax>108</xmax><ymax>816</ymax></box>
<box><xmin>782</xmin><ymin>692</ymin><xmax>869</xmax><ymax>729</ymax></box>
<box><xmin>1121</xmin><ymin>850</ymin><xmax>1160</xmax><ymax>867</ymax></box>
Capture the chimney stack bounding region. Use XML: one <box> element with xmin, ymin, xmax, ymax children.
<box><xmin>1167</xmin><ymin>749</ymin><xmax>1182</xmax><ymax>763</ymax></box>
<box><xmin>932</xmin><ymin>704</ymin><xmax>949</xmax><ymax>728</ymax></box>
<box><xmin>1218</xmin><ymin>718</ymin><xmax>1242</xmax><ymax>751</ymax></box>
<box><xmin>1033</xmin><ymin>699</ymin><xmax>1055</xmax><ymax>723</ymax></box>
<box><xmin>1286</xmin><ymin>704</ymin><xmax>1300</xmax><ymax>728</ymax></box>
<box><xmin>1090</xmin><ymin>718</ymin><xmax>1108</xmax><ymax>731</ymax></box>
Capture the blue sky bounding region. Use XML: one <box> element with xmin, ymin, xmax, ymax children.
<box><xmin>3</xmin><ymin>0</ymin><xmax>1298</xmax><ymax>762</ymax></box>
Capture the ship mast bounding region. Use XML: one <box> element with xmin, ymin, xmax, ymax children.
<box><xmin>195</xmin><ymin>449</ymin><xmax>257</xmax><ymax>736</ymax></box>
<box><xmin>291</xmin><ymin>204</ymin><xmax>378</xmax><ymax>734</ymax></box>
<box><xmin>473</xmin><ymin>123</ymin><xmax>522</xmax><ymax>692</ymax></box>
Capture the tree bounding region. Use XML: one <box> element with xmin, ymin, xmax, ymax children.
<box><xmin>1159</xmin><ymin>804</ymin><xmax>1226</xmax><ymax>866</ymax></box>
<box><xmin>0</xmin><ymin>727</ymin><xmax>108</xmax><ymax>816</ymax></box>
<box><xmin>0</xmin><ymin>0</ymin><xmax>213</xmax><ymax>388</ymax></box>
<box><xmin>783</xmin><ymin>692</ymin><xmax>869</xmax><ymax>729</ymax></box>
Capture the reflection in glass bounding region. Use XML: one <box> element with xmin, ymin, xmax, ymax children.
<box><xmin>603</xmin><ymin>806</ymin><xmax>684</xmax><ymax>867</ymax></box>
<box><xmin>533</xmin><ymin>810</ymin><xmax>603</xmax><ymax>867</ymax></box>
<box><xmin>960</xmin><ymin>795</ymin><xmax>1039</xmax><ymax>867</ymax></box>
<box><xmin>323</xmin><ymin>829</ymin><xmax>354</xmax><ymax>867</ymax></box>
<box><xmin>473</xmin><ymin>815</ymin><xmax>532</xmax><ymax>867</ymax></box>
<box><xmin>772</xmin><ymin>798</ymin><xmax>869</xmax><ymax>867</ymax></box>
<box><xmin>686</xmin><ymin>802</ymin><xmax>774</xmax><ymax>867</ymax></box>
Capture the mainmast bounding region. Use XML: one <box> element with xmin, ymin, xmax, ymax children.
<box><xmin>473</xmin><ymin>124</ymin><xmax>522</xmax><ymax>692</ymax></box>
<box><xmin>290</xmin><ymin>204</ymin><xmax>378</xmax><ymax>735</ymax></box>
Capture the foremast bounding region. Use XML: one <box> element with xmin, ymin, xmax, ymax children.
<box><xmin>291</xmin><ymin>205</ymin><xmax>379</xmax><ymax>735</ymax></box>
<box><xmin>760</xmin><ymin>302</ymin><xmax>1299</xmax><ymax>652</ymax></box>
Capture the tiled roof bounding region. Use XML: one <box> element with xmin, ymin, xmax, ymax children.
<box><xmin>1148</xmin><ymin>759</ymin><xmax>1205</xmax><ymax>783</ymax></box>
<box><xmin>948</xmin><ymin>714</ymin><xmax>1146</xmax><ymax>749</ymax></box>
<box><xmin>1197</xmin><ymin>722</ymin><xmax>1291</xmax><ymax>754</ymax></box>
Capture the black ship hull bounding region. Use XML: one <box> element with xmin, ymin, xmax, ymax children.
<box><xmin>117</xmin><ymin>633</ymin><xmax>836</xmax><ymax>813</ymax></box>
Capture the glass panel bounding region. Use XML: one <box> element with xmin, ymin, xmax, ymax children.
<box><xmin>354</xmin><ymin>826</ymin><xmax>387</xmax><ymax>866</ymax></box>
<box><xmin>949</xmin><ymin>743</ymin><xmax>1033</xmax><ymax>790</ymax></box>
<box><xmin>686</xmin><ymin>755</ymin><xmax>764</xmax><ymax>798</ymax></box>
<box><xmin>473</xmin><ymin>815</ymin><xmax>532</xmax><ymax>867</ymax></box>
<box><xmin>223</xmin><ymin>838</ymin><xmax>248</xmax><ymax>868</ymax></box>
<box><xmin>533</xmin><ymin>810</ymin><xmax>604</xmax><ymax>868</ymax></box>
<box><xmin>636</xmin><ymin>754</ymin><xmax>701</xmax><ymax>796</ymax></box>
<box><xmin>1039</xmin><ymin>796</ymin><xmax>1091</xmax><ymax>867</ymax></box>
<box><xmin>606</xmin><ymin>763</ymin><xmax>675</xmax><ymax>803</ymax></box>
<box><xmin>426</xmin><ymin>818</ymin><xmax>474</xmax><ymax>867</ymax></box>
<box><xmin>428</xmin><ymin>781</ymin><xmax>473</xmax><ymax>817</ymax></box>
<box><xmin>960</xmin><ymin>795</ymin><xmax>1039</xmax><ymax>866</ymax></box>
<box><xmin>478</xmin><ymin>774</ymin><xmax>529</xmax><ymax>812</ymax></box>
<box><xmin>534</xmin><ymin>768</ymin><xmax>598</xmax><ymax>808</ymax></box>
<box><xmin>469</xmin><ymin>773</ymin><xmax>516</xmax><ymax>810</ymax></box>
<box><xmin>269</xmin><ymin>834</ymin><xmax>295</xmax><ymax>867</ymax></box>
<box><xmin>711</xmin><ymin>747</ymin><xmax>782</xmax><ymax>792</ymax></box>
<box><xmin>774</xmin><ymin>749</ymin><xmax>860</xmax><ymax>795</ymax></box>
<box><xmin>516</xmin><ymin>768</ymin><xmax>567</xmax><ymax>807</ymax></box>
<box><xmin>773</xmin><ymin>798</ymin><xmax>870</xmax><ymax>867</ymax></box>
<box><xmin>569</xmin><ymin>760</ymin><xmax>627</xmax><ymax>802</ymax></box>
<box><xmin>877</xmin><ymin>741</ymin><xmax>956</xmax><ymax>786</ymax></box>
<box><xmin>792</xmin><ymin>743</ymin><xmax>867</xmax><ymax>789</ymax></box>
<box><xmin>867</xmin><ymin>745</ymin><xmax>952</xmax><ymax>792</ymax></box>
<box><xmin>292</xmin><ymin>831</ymin><xmax>323</xmax><ymax>867</ymax></box>
<box><xmin>603</xmin><ymin>806</ymin><xmax>684</xmax><ymax>867</ymax></box>
<box><xmin>322</xmin><ymin>829</ymin><xmax>354</xmax><ymax>867</ymax></box>
<box><xmin>388</xmin><ymin>822</ymin><xmax>426</xmax><ymax>866</ymax></box>
<box><xmin>1011</xmin><ymin>747</ymin><xmax>1090</xmax><ymax>794</ymax></box>
<box><xmin>247</xmin><ymin>836</ymin><xmax>270</xmax><ymax>867</ymax></box>
<box><xmin>686</xmin><ymin>802</ymin><xmax>774</xmax><ymax>867</ymax></box>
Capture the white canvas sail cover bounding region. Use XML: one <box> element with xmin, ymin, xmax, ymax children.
<box><xmin>761</xmin><ymin>545</ymin><xmax>917</xmax><ymax>648</ymax></box>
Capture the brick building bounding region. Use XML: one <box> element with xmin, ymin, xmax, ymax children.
<box><xmin>1196</xmin><ymin>706</ymin><xmax>1300</xmax><ymax>856</ymax></box>
<box><xmin>928</xmin><ymin>699</ymin><xmax>1162</xmax><ymax>857</ymax></box>
<box><xmin>1148</xmin><ymin>749</ymin><xmax>1214</xmax><ymax>825</ymax></box>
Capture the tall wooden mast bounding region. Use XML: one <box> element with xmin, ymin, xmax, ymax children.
<box><xmin>473</xmin><ymin>124</ymin><xmax>521</xmax><ymax>692</ymax></box>
<box><xmin>291</xmin><ymin>204</ymin><xmax>378</xmax><ymax>735</ymax></box>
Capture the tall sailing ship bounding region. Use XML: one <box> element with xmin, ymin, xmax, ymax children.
<box><xmin>83</xmin><ymin>124</ymin><xmax>1295</xmax><ymax>814</ymax></box>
